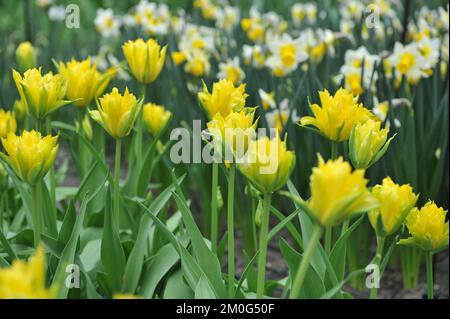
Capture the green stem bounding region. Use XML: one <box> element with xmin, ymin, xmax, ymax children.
<box><xmin>113</xmin><ymin>139</ymin><xmax>122</xmax><ymax>230</ymax></box>
<box><xmin>46</xmin><ymin>117</ymin><xmax>56</xmax><ymax>214</ymax></box>
<box><xmin>31</xmin><ymin>183</ymin><xmax>42</xmax><ymax>248</ymax></box>
<box><xmin>227</xmin><ymin>164</ymin><xmax>235</xmax><ymax>298</ymax></box>
<box><xmin>331</xmin><ymin>141</ymin><xmax>338</xmax><ymax>160</ymax></box>
<box><xmin>426</xmin><ymin>251</ymin><xmax>434</xmax><ymax>299</ymax></box>
<box><xmin>256</xmin><ymin>193</ymin><xmax>271</xmax><ymax>299</ymax></box>
<box><xmin>210</xmin><ymin>161</ymin><xmax>218</xmax><ymax>254</ymax></box>
<box><xmin>290</xmin><ymin>224</ymin><xmax>323</xmax><ymax>298</ymax></box>
<box><xmin>370</xmin><ymin>235</ymin><xmax>385</xmax><ymax>299</ymax></box>
<box><xmin>136</xmin><ymin>84</ymin><xmax>146</xmax><ymax>171</ymax></box>
<box><xmin>324</xmin><ymin>226</ymin><xmax>332</xmax><ymax>255</ymax></box>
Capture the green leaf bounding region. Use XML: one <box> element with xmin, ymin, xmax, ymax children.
<box><xmin>195</xmin><ymin>274</ymin><xmax>217</xmax><ymax>299</ymax></box>
<box><xmin>101</xmin><ymin>189</ymin><xmax>126</xmax><ymax>295</ymax></box>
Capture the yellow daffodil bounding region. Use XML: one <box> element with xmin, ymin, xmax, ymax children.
<box><xmin>0</xmin><ymin>109</ymin><xmax>17</xmax><ymax>138</ymax></box>
<box><xmin>15</xmin><ymin>41</ymin><xmax>37</xmax><ymax>72</ymax></box>
<box><xmin>0</xmin><ymin>246</ymin><xmax>56</xmax><ymax>299</ymax></box>
<box><xmin>171</xmin><ymin>51</ymin><xmax>187</xmax><ymax>65</ymax></box>
<box><xmin>300</xmin><ymin>88</ymin><xmax>376</xmax><ymax>141</ymax></box>
<box><xmin>142</xmin><ymin>102</ymin><xmax>172</xmax><ymax>136</ymax></box>
<box><xmin>198</xmin><ymin>79</ymin><xmax>248</xmax><ymax>119</ymax></box>
<box><xmin>238</xmin><ymin>134</ymin><xmax>295</xmax><ymax>194</ymax></box>
<box><xmin>1</xmin><ymin>130</ymin><xmax>58</xmax><ymax>185</ymax></box>
<box><xmin>122</xmin><ymin>38</ymin><xmax>167</xmax><ymax>84</ymax></box>
<box><xmin>368</xmin><ymin>177</ymin><xmax>418</xmax><ymax>236</ymax></box>
<box><xmin>207</xmin><ymin>108</ymin><xmax>257</xmax><ymax>157</ymax></box>
<box><xmin>89</xmin><ymin>87</ymin><xmax>141</xmax><ymax>139</ymax></box>
<box><xmin>12</xmin><ymin>68</ymin><xmax>69</xmax><ymax>119</ymax></box>
<box><xmin>399</xmin><ymin>201</ymin><xmax>449</xmax><ymax>252</ymax></box>
<box><xmin>56</xmin><ymin>57</ymin><xmax>116</xmax><ymax>108</ymax></box>
<box><xmin>349</xmin><ymin>119</ymin><xmax>395</xmax><ymax>169</ymax></box>
<box><xmin>308</xmin><ymin>155</ymin><xmax>378</xmax><ymax>227</ymax></box>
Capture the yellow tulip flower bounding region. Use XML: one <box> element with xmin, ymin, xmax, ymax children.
<box><xmin>368</xmin><ymin>177</ymin><xmax>418</xmax><ymax>236</ymax></box>
<box><xmin>56</xmin><ymin>57</ymin><xmax>116</xmax><ymax>108</ymax></box>
<box><xmin>207</xmin><ymin>108</ymin><xmax>257</xmax><ymax>157</ymax></box>
<box><xmin>399</xmin><ymin>201</ymin><xmax>449</xmax><ymax>252</ymax></box>
<box><xmin>198</xmin><ymin>79</ymin><xmax>248</xmax><ymax>119</ymax></box>
<box><xmin>0</xmin><ymin>246</ymin><xmax>56</xmax><ymax>299</ymax></box>
<box><xmin>122</xmin><ymin>38</ymin><xmax>167</xmax><ymax>84</ymax></box>
<box><xmin>89</xmin><ymin>87</ymin><xmax>141</xmax><ymax>139</ymax></box>
<box><xmin>12</xmin><ymin>68</ymin><xmax>69</xmax><ymax>119</ymax></box>
<box><xmin>300</xmin><ymin>88</ymin><xmax>376</xmax><ymax>141</ymax></box>
<box><xmin>1</xmin><ymin>130</ymin><xmax>58</xmax><ymax>185</ymax></box>
<box><xmin>15</xmin><ymin>41</ymin><xmax>37</xmax><ymax>72</ymax></box>
<box><xmin>349</xmin><ymin>119</ymin><xmax>395</xmax><ymax>169</ymax></box>
<box><xmin>238</xmin><ymin>134</ymin><xmax>295</xmax><ymax>194</ymax></box>
<box><xmin>142</xmin><ymin>102</ymin><xmax>172</xmax><ymax>136</ymax></box>
<box><xmin>0</xmin><ymin>109</ymin><xmax>17</xmax><ymax>138</ymax></box>
<box><xmin>308</xmin><ymin>155</ymin><xmax>378</xmax><ymax>227</ymax></box>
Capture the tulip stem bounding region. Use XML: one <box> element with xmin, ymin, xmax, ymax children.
<box><xmin>290</xmin><ymin>224</ymin><xmax>323</xmax><ymax>298</ymax></box>
<box><xmin>325</xmin><ymin>227</ymin><xmax>332</xmax><ymax>255</ymax></box>
<box><xmin>31</xmin><ymin>183</ymin><xmax>42</xmax><ymax>248</ymax></box>
<box><xmin>211</xmin><ymin>161</ymin><xmax>218</xmax><ymax>254</ymax></box>
<box><xmin>113</xmin><ymin>138</ymin><xmax>122</xmax><ymax>230</ymax></box>
<box><xmin>426</xmin><ymin>251</ymin><xmax>434</xmax><ymax>299</ymax></box>
<box><xmin>227</xmin><ymin>164</ymin><xmax>235</xmax><ymax>298</ymax></box>
<box><xmin>136</xmin><ymin>84</ymin><xmax>146</xmax><ymax>172</ymax></box>
<box><xmin>45</xmin><ymin>117</ymin><xmax>56</xmax><ymax>216</ymax></box>
<box><xmin>256</xmin><ymin>193</ymin><xmax>271</xmax><ymax>299</ymax></box>
<box><xmin>370</xmin><ymin>235</ymin><xmax>385</xmax><ymax>299</ymax></box>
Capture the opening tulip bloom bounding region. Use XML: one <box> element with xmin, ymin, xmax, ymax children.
<box><xmin>0</xmin><ymin>109</ymin><xmax>17</xmax><ymax>138</ymax></box>
<box><xmin>207</xmin><ymin>108</ymin><xmax>257</xmax><ymax>158</ymax></box>
<box><xmin>198</xmin><ymin>79</ymin><xmax>248</xmax><ymax>119</ymax></box>
<box><xmin>1</xmin><ymin>130</ymin><xmax>58</xmax><ymax>185</ymax></box>
<box><xmin>0</xmin><ymin>246</ymin><xmax>56</xmax><ymax>298</ymax></box>
<box><xmin>89</xmin><ymin>87</ymin><xmax>141</xmax><ymax>139</ymax></box>
<box><xmin>308</xmin><ymin>155</ymin><xmax>378</xmax><ymax>227</ymax></box>
<box><xmin>238</xmin><ymin>134</ymin><xmax>295</xmax><ymax>194</ymax></box>
<box><xmin>399</xmin><ymin>201</ymin><xmax>449</xmax><ymax>252</ymax></box>
<box><xmin>300</xmin><ymin>88</ymin><xmax>376</xmax><ymax>141</ymax></box>
<box><xmin>12</xmin><ymin>68</ymin><xmax>70</xmax><ymax>119</ymax></box>
<box><xmin>122</xmin><ymin>38</ymin><xmax>167</xmax><ymax>84</ymax></box>
<box><xmin>349</xmin><ymin>119</ymin><xmax>395</xmax><ymax>169</ymax></box>
<box><xmin>142</xmin><ymin>103</ymin><xmax>172</xmax><ymax>136</ymax></box>
<box><xmin>56</xmin><ymin>57</ymin><xmax>116</xmax><ymax>108</ymax></box>
<box><xmin>368</xmin><ymin>177</ymin><xmax>418</xmax><ymax>236</ymax></box>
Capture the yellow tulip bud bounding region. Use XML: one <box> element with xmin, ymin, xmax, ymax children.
<box><xmin>15</xmin><ymin>41</ymin><xmax>37</xmax><ymax>72</ymax></box>
<box><xmin>171</xmin><ymin>51</ymin><xmax>187</xmax><ymax>65</ymax></box>
<box><xmin>0</xmin><ymin>246</ymin><xmax>57</xmax><ymax>299</ymax></box>
<box><xmin>1</xmin><ymin>130</ymin><xmax>58</xmax><ymax>185</ymax></box>
<box><xmin>12</xmin><ymin>68</ymin><xmax>69</xmax><ymax>119</ymax></box>
<box><xmin>300</xmin><ymin>88</ymin><xmax>376</xmax><ymax>141</ymax></box>
<box><xmin>142</xmin><ymin>103</ymin><xmax>172</xmax><ymax>136</ymax></box>
<box><xmin>56</xmin><ymin>57</ymin><xmax>116</xmax><ymax>108</ymax></box>
<box><xmin>207</xmin><ymin>108</ymin><xmax>257</xmax><ymax>157</ymax></box>
<box><xmin>0</xmin><ymin>109</ymin><xmax>17</xmax><ymax>138</ymax></box>
<box><xmin>349</xmin><ymin>119</ymin><xmax>395</xmax><ymax>169</ymax></box>
<box><xmin>308</xmin><ymin>155</ymin><xmax>378</xmax><ymax>227</ymax></box>
<box><xmin>89</xmin><ymin>87</ymin><xmax>141</xmax><ymax>139</ymax></box>
<box><xmin>198</xmin><ymin>79</ymin><xmax>248</xmax><ymax>119</ymax></box>
<box><xmin>398</xmin><ymin>201</ymin><xmax>449</xmax><ymax>252</ymax></box>
<box><xmin>238</xmin><ymin>134</ymin><xmax>295</xmax><ymax>194</ymax></box>
<box><xmin>13</xmin><ymin>99</ymin><xmax>27</xmax><ymax>121</ymax></box>
<box><xmin>122</xmin><ymin>38</ymin><xmax>167</xmax><ymax>84</ymax></box>
<box><xmin>75</xmin><ymin>114</ymin><xmax>93</xmax><ymax>141</ymax></box>
<box><xmin>368</xmin><ymin>177</ymin><xmax>418</xmax><ymax>236</ymax></box>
